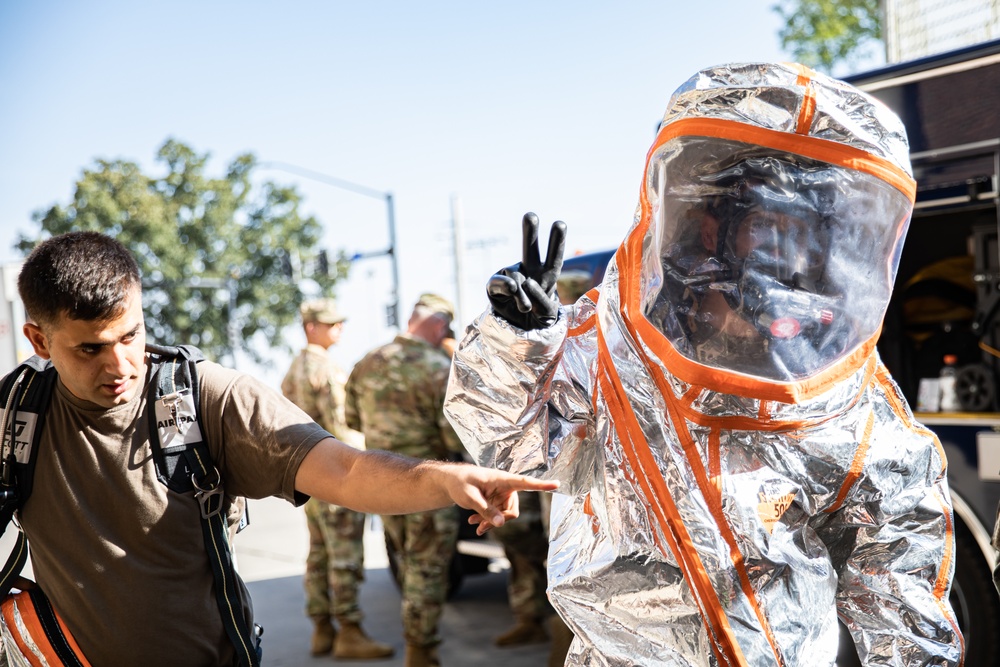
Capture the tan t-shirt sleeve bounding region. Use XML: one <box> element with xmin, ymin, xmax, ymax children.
<box><xmin>198</xmin><ymin>360</ymin><xmax>330</xmax><ymax>504</ymax></box>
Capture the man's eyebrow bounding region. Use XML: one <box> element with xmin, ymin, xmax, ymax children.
<box><xmin>75</xmin><ymin>340</ymin><xmax>111</xmax><ymax>351</ymax></box>
<box><xmin>75</xmin><ymin>323</ymin><xmax>144</xmax><ymax>349</ymax></box>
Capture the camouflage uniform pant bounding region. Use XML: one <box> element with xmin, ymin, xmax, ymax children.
<box><xmin>304</xmin><ymin>498</ymin><xmax>367</xmax><ymax>622</ymax></box>
<box><xmin>382</xmin><ymin>506</ymin><xmax>459</xmax><ymax>647</ymax></box>
<box><xmin>493</xmin><ymin>491</ymin><xmax>552</xmax><ymax>620</ymax></box>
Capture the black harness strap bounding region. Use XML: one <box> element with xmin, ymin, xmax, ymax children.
<box><xmin>0</xmin><ymin>357</ymin><xmax>57</xmax><ymax>598</ymax></box>
<box><xmin>27</xmin><ymin>588</ymin><xmax>88</xmax><ymax>667</ymax></box>
<box><xmin>145</xmin><ymin>343</ymin><xmax>261</xmax><ymax>667</ymax></box>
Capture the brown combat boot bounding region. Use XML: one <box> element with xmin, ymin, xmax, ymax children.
<box><xmin>404</xmin><ymin>644</ymin><xmax>440</xmax><ymax>667</ymax></box>
<box><xmin>310</xmin><ymin>615</ymin><xmax>336</xmax><ymax>656</ymax></box>
<box><xmin>333</xmin><ymin>621</ymin><xmax>395</xmax><ymax>659</ymax></box>
<box><xmin>493</xmin><ymin>615</ymin><xmax>548</xmax><ymax>647</ymax></box>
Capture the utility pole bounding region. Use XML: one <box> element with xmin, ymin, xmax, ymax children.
<box><xmin>450</xmin><ymin>193</ymin><xmax>466</xmax><ymax>328</ymax></box>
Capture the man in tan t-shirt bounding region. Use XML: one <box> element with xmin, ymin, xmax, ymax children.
<box><xmin>2</xmin><ymin>231</ymin><xmax>557</xmax><ymax>667</ymax></box>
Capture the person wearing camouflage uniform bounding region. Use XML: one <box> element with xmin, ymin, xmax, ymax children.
<box><xmin>492</xmin><ymin>490</ymin><xmax>551</xmax><ymax>646</ymax></box>
<box><xmin>282</xmin><ymin>298</ymin><xmax>394</xmax><ymax>660</ymax></box>
<box><xmin>345</xmin><ymin>294</ymin><xmax>465</xmax><ymax>667</ymax></box>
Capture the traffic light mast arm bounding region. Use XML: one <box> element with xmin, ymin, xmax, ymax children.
<box><xmin>257</xmin><ymin>161</ymin><xmax>402</xmax><ymax>329</ymax></box>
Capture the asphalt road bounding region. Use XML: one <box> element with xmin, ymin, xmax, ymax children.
<box><xmin>238</xmin><ymin>496</ymin><xmax>555</xmax><ymax>667</ymax></box>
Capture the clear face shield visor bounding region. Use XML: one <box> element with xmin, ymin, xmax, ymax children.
<box><xmin>643</xmin><ymin>137</ymin><xmax>912</xmax><ymax>383</ymax></box>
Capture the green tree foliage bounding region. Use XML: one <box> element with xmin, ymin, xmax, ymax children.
<box><xmin>774</xmin><ymin>0</ymin><xmax>882</xmax><ymax>72</ymax></box>
<box><xmin>18</xmin><ymin>139</ymin><xmax>351</xmax><ymax>364</ymax></box>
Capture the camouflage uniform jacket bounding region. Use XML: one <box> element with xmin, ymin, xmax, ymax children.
<box><xmin>282</xmin><ymin>343</ymin><xmax>364</xmax><ymax>449</ymax></box>
<box><xmin>345</xmin><ymin>334</ymin><xmax>464</xmax><ymax>461</ymax></box>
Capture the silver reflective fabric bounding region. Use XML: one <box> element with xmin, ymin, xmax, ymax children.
<box><xmin>445</xmin><ymin>62</ymin><xmax>963</xmax><ymax>666</ymax></box>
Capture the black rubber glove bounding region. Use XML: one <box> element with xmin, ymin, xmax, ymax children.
<box><xmin>487</xmin><ymin>212</ymin><xmax>567</xmax><ymax>330</ymax></box>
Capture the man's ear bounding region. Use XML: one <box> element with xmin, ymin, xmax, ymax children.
<box><xmin>23</xmin><ymin>322</ymin><xmax>51</xmax><ymax>360</ymax></box>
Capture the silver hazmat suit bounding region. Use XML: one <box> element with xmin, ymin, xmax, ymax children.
<box><xmin>444</xmin><ymin>63</ymin><xmax>964</xmax><ymax>667</ymax></box>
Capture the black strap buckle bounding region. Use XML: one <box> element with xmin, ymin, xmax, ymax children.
<box><xmin>0</xmin><ymin>486</ymin><xmax>18</xmax><ymax>508</ymax></box>
<box><xmin>192</xmin><ymin>467</ymin><xmax>224</xmax><ymax>519</ymax></box>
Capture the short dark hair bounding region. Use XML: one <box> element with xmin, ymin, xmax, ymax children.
<box><xmin>18</xmin><ymin>231</ymin><xmax>142</xmax><ymax>328</ymax></box>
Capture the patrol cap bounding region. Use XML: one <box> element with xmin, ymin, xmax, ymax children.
<box><xmin>414</xmin><ymin>293</ymin><xmax>455</xmax><ymax>322</ymax></box>
<box><xmin>300</xmin><ymin>298</ymin><xmax>346</xmax><ymax>324</ymax></box>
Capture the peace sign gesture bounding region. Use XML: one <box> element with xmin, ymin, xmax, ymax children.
<box><xmin>487</xmin><ymin>212</ymin><xmax>567</xmax><ymax>330</ymax></box>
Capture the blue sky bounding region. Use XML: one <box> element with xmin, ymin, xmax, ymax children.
<box><xmin>0</xmin><ymin>1</ymin><xmax>804</xmax><ymax>380</ymax></box>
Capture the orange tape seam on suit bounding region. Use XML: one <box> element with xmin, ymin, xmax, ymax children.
<box><xmin>607</xmin><ymin>245</ymin><xmax>784</xmax><ymax>666</ymax></box>
<box><xmin>595</xmin><ymin>326</ymin><xmax>745</xmax><ymax>667</ymax></box>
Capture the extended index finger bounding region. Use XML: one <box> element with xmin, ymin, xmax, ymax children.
<box><xmin>499</xmin><ymin>473</ymin><xmax>560</xmax><ymax>493</ymax></box>
<box><xmin>521</xmin><ymin>212</ymin><xmax>541</xmax><ymax>270</ymax></box>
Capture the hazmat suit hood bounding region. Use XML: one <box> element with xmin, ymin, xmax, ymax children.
<box><xmin>624</xmin><ymin>62</ymin><xmax>915</xmax><ymax>402</ymax></box>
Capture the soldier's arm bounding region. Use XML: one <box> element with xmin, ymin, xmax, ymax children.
<box><xmin>431</xmin><ymin>359</ymin><xmax>467</xmax><ymax>458</ymax></box>
<box><xmin>322</xmin><ymin>363</ymin><xmax>365</xmax><ymax>447</ymax></box>
<box><xmin>279</xmin><ymin>360</ymin><xmax>296</xmax><ymax>401</ymax></box>
<box><xmin>294</xmin><ymin>436</ymin><xmax>557</xmax><ymax>533</ymax></box>
<box><xmin>344</xmin><ymin>366</ymin><xmax>362</xmax><ymax>432</ymax></box>
<box><xmin>313</xmin><ymin>368</ymin><xmax>339</xmax><ymax>434</ymax></box>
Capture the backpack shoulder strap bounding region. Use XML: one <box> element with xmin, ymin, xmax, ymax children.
<box><xmin>0</xmin><ymin>357</ymin><xmax>58</xmax><ymax>597</ymax></box>
<box><xmin>145</xmin><ymin>343</ymin><xmax>209</xmax><ymax>493</ymax></box>
<box><xmin>144</xmin><ymin>343</ymin><xmax>261</xmax><ymax>667</ymax></box>
<box><xmin>1</xmin><ymin>357</ymin><xmax>58</xmax><ymax>504</ymax></box>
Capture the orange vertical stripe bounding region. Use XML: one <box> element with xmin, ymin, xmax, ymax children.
<box><xmin>614</xmin><ymin>203</ymin><xmax>785</xmax><ymax>665</ymax></box>
<box><xmin>931</xmin><ymin>488</ymin><xmax>965</xmax><ymax>666</ymax></box>
<box><xmin>795</xmin><ymin>83</ymin><xmax>817</xmax><ymax>135</ymax></box>
<box><xmin>597</xmin><ymin>366</ymin><xmax>728</xmax><ymax>666</ymax></box>
<box><xmin>789</xmin><ymin>62</ymin><xmax>814</xmax><ymax>87</ymax></box>
<box><xmin>595</xmin><ymin>334</ymin><xmax>746</xmax><ymax>666</ymax></box>
<box><xmin>825</xmin><ymin>406</ymin><xmax>875</xmax><ymax>513</ymax></box>
<box><xmin>641</xmin><ymin>355</ymin><xmax>785</xmax><ymax>665</ymax></box>
<box><xmin>932</xmin><ymin>490</ymin><xmax>955</xmax><ymax>600</ymax></box>
<box><xmin>874</xmin><ymin>366</ymin><xmax>948</xmax><ymax>476</ymax></box>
